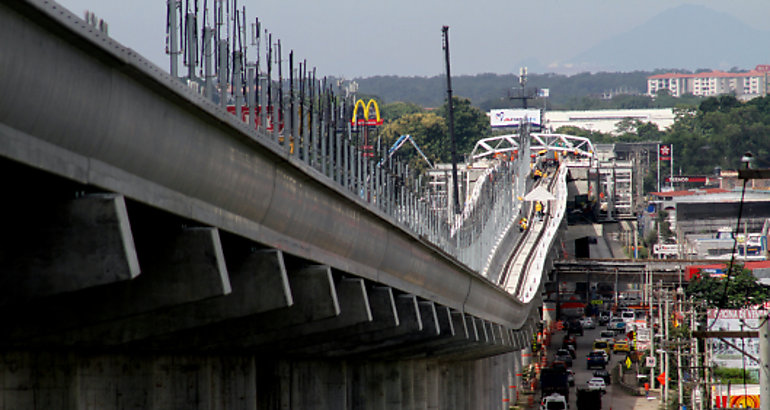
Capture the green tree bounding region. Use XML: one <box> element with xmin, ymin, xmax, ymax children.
<box><xmin>687</xmin><ymin>265</ymin><xmax>770</xmax><ymax>308</ymax></box>
<box><xmin>381</xmin><ymin>101</ymin><xmax>424</xmax><ymax>123</ymax></box>
<box><xmin>380</xmin><ymin>112</ymin><xmax>447</xmax><ymax>172</ymax></box>
<box><xmin>435</xmin><ymin>96</ymin><xmax>491</xmax><ymax>156</ymax></box>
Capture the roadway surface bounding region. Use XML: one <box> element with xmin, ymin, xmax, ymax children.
<box><xmin>547</xmin><ymin>324</ymin><xmax>660</xmax><ymax>410</ymax></box>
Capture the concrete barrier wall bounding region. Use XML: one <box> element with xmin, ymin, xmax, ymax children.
<box><xmin>0</xmin><ymin>350</ymin><xmax>521</xmax><ymax>410</ymax></box>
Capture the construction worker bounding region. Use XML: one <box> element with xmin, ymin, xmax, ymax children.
<box><xmin>533</xmin><ymin>168</ymin><xmax>543</xmax><ymax>182</ymax></box>
<box><xmin>519</xmin><ymin>217</ymin><xmax>528</xmax><ymax>232</ymax></box>
<box><xmin>535</xmin><ymin>201</ymin><xmax>544</xmax><ymax>220</ymax></box>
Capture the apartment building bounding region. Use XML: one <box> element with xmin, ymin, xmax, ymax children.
<box><xmin>647</xmin><ymin>65</ymin><xmax>768</xmax><ymax>99</ymax></box>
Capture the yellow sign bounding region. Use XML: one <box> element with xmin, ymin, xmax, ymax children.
<box><xmin>351</xmin><ymin>99</ymin><xmax>383</xmax><ymax>126</ymax></box>
<box><xmin>625</xmin><ymin>356</ymin><xmax>632</xmax><ymax>369</ymax></box>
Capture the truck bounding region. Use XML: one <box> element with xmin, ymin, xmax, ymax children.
<box><xmin>576</xmin><ymin>387</ymin><xmax>602</xmax><ymax>410</ymax></box>
<box><xmin>540</xmin><ymin>367</ymin><xmax>569</xmax><ymax>401</ymax></box>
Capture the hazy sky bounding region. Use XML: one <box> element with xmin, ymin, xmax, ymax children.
<box><xmin>57</xmin><ymin>0</ymin><xmax>770</xmax><ymax>78</ymax></box>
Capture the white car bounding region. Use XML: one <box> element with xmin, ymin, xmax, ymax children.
<box><xmin>587</xmin><ymin>377</ymin><xmax>607</xmax><ymax>393</ymax></box>
<box><xmin>580</xmin><ymin>317</ymin><xmax>596</xmax><ymax>329</ymax></box>
<box><xmin>541</xmin><ymin>393</ymin><xmax>568</xmax><ymax>410</ymax></box>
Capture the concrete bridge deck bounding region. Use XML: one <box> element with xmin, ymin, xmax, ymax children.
<box><xmin>0</xmin><ymin>1</ymin><xmax>565</xmax><ymax>408</ymax></box>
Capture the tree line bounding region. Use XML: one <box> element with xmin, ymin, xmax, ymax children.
<box><xmin>374</xmin><ymin>94</ymin><xmax>770</xmax><ymax>186</ymax></box>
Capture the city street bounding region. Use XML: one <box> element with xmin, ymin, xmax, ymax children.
<box><xmin>548</xmin><ymin>325</ymin><xmax>660</xmax><ymax>410</ymax></box>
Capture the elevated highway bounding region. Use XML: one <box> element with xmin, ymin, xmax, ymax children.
<box><xmin>0</xmin><ymin>1</ymin><xmax>567</xmax><ymax>408</ymax></box>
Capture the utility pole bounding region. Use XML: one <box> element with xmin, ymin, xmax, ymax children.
<box><xmin>761</xmin><ymin>314</ymin><xmax>770</xmax><ymax>410</ymax></box>
<box><xmin>441</xmin><ymin>26</ymin><xmax>460</xmax><ymax>215</ymax></box>
<box><xmin>650</xmin><ymin>279</ymin><xmax>655</xmax><ymax>393</ymax></box>
<box><xmin>677</xmin><ymin>337</ymin><xmax>683</xmax><ymax>409</ymax></box>
<box><xmin>661</xmin><ymin>290</ymin><xmax>670</xmax><ymax>406</ymax></box>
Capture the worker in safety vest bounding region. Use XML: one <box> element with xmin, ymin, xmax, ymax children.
<box><xmin>535</xmin><ymin>201</ymin><xmax>544</xmax><ymax>220</ymax></box>
<box><xmin>533</xmin><ymin>168</ymin><xmax>543</xmax><ymax>181</ymax></box>
<box><xmin>519</xmin><ymin>217</ymin><xmax>528</xmax><ymax>232</ymax></box>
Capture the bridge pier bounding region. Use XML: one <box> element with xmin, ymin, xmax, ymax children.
<box><xmin>0</xmin><ymin>341</ymin><xmax>532</xmax><ymax>409</ymax></box>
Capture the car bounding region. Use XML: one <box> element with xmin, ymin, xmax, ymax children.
<box><xmin>608</xmin><ymin>318</ymin><xmax>626</xmax><ymax>333</ymax></box>
<box><xmin>562</xmin><ymin>335</ymin><xmax>577</xmax><ymax>349</ymax></box>
<box><xmin>566</xmin><ymin>345</ymin><xmax>577</xmax><ymax>359</ymax></box>
<box><xmin>598</xmin><ymin>330</ymin><xmax>616</xmax><ymax>348</ymax></box>
<box><xmin>613</xmin><ymin>339</ymin><xmax>631</xmax><ymax>353</ymax></box>
<box><xmin>598</xmin><ymin>311</ymin><xmax>611</xmax><ymax>325</ymax></box>
<box><xmin>556</xmin><ymin>348</ymin><xmax>574</xmax><ymax>362</ymax></box>
<box><xmin>593</xmin><ymin>369</ymin><xmax>611</xmax><ymax>385</ymax></box>
<box><xmin>591</xmin><ymin>349</ymin><xmax>609</xmax><ymax>363</ymax></box>
<box><xmin>586</xmin><ymin>351</ymin><xmax>606</xmax><ymax>370</ymax></box>
<box><xmin>566</xmin><ymin>369</ymin><xmax>575</xmax><ymax>387</ymax></box>
<box><xmin>621</xmin><ymin>310</ymin><xmax>636</xmax><ymax>324</ymax></box>
<box><xmin>592</xmin><ymin>340</ymin><xmax>611</xmax><ymax>357</ymax></box>
<box><xmin>551</xmin><ymin>360</ymin><xmax>568</xmax><ymax>373</ymax></box>
<box><xmin>541</xmin><ymin>393</ymin><xmax>568</xmax><ymax>410</ymax></box>
<box><xmin>587</xmin><ymin>377</ymin><xmax>607</xmax><ymax>393</ymax></box>
<box><xmin>580</xmin><ymin>317</ymin><xmax>596</xmax><ymax>329</ymax></box>
<box><xmin>554</xmin><ymin>351</ymin><xmax>573</xmax><ymax>368</ymax></box>
<box><xmin>567</xmin><ymin>320</ymin><xmax>584</xmax><ymax>336</ymax></box>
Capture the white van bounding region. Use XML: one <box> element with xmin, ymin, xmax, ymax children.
<box><xmin>621</xmin><ymin>310</ymin><xmax>635</xmax><ymax>324</ymax></box>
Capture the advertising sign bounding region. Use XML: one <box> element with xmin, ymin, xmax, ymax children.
<box><xmin>707</xmin><ymin>309</ymin><xmax>760</xmax><ymax>369</ymax></box>
<box><xmin>351</xmin><ymin>99</ymin><xmax>383</xmax><ymax>126</ymax></box>
<box><xmin>659</xmin><ymin>144</ymin><xmax>671</xmax><ymax>161</ymax></box>
<box><xmin>665</xmin><ymin>176</ymin><xmax>708</xmax><ymax>183</ymax></box>
<box><xmin>489</xmin><ymin>109</ymin><xmax>541</xmax><ymax>128</ymax></box>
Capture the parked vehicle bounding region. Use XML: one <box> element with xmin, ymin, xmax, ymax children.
<box><xmin>586</xmin><ymin>351</ymin><xmax>606</xmax><ymax>369</ymax></box>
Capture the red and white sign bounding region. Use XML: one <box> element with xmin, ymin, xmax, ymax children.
<box><xmin>659</xmin><ymin>144</ymin><xmax>671</xmax><ymax>161</ymax></box>
<box><xmin>665</xmin><ymin>176</ymin><xmax>707</xmax><ymax>183</ymax></box>
<box><xmin>707</xmin><ymin>309</ymin><xmax>767</xmax><ymax>320</ymax></box>
<box><xmin>756</xmin><ymin>64</ymin><xmax>770</xmax><ymax>73</ymax></box>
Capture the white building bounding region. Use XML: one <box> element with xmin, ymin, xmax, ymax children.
<box><xmin>647</xmin><ymin>66</ymin><xmax>768</xmax><ymax>99</ymax></box>
<box><xmin>544</xmin><ymin>108</ymin><xmax>675</xmax><ymax>135</ymax></box>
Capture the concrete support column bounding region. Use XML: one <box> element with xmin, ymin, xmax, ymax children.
<box><xmin>401</xmin><ymin>360</ymin><xmax>415</xmax><ymax>410</ymax></box>
<box><xmin>426</xmin><ymin>361</ymin><xmax>440</xmax><ymax>410</ymax></box>
<box><xmin>413</xmin><ymin>360</ymin><xmax>427</xmax><ymax>410</ymax></box>
<box><xmin>384</xmin><ymin>362</ymin><xmax>402</xmax><ymax>410</ymax></box>
<box><xmin>365</xmin><ymin>362</ymin><xmax>386</xmax><ymax>410</ymax></box>
<box><xmin>512</xmin><ymin>350</ymin><xmax>522</xmax><ymax>406</ymax></box>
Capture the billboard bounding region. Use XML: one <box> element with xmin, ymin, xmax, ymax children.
<box><xmin>489</xmin><ymin>109</ymin><xmax>541</xmax><ymax>128</ymax></box>
<box><xmin>707</xmin><ymin>309</ymin><xmax>760</xmax><ymax>369</ymax></box>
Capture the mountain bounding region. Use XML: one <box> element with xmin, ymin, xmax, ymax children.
<box><xmin>565</xmin><ymin>4</ymin><xmax>770</xmax><ymax>72</ymax></box>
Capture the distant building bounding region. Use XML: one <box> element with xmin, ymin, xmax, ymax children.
<box><xmin>545</xmin><ymin>109</ymin><xmax>674</xmax><ymax>135</ymax></box>
<box><xmin>647</xmin><ymin>65</ymin><xmax>769</xmax><ymax>99</ymax></box>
